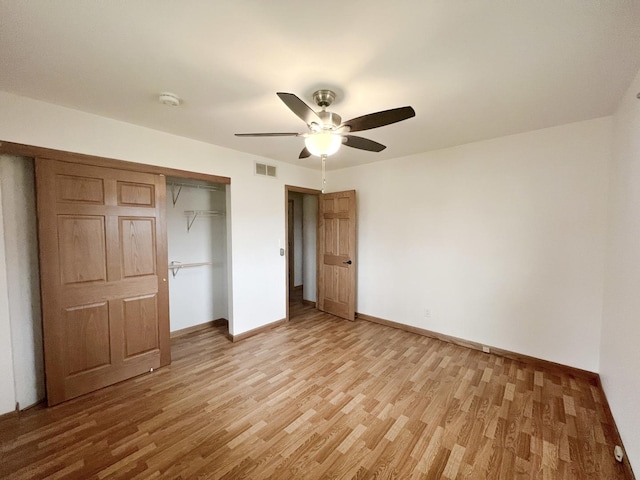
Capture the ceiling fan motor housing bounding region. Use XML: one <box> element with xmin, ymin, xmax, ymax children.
<box><xmin>317</xmin><ymin>110</ymin><xmax>342</xmax><ymax>129</ymax></box>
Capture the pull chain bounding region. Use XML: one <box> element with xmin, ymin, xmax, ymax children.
<box><xmin>321</xmin><ymin>154</ymin><xmax>327</xmax><ymax>193</ymax></box>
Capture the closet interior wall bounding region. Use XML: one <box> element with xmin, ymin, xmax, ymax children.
<box><xmin>290</xmin><ymin>192</ymin><xmax>304</xmax><ymax>288</ymax></box>
<box><xmin>302</xmin><ymin>194</ymin><xmax>318</xmax><ymax>303</ymax></box>
<box><xmin>0</xmin><ymin>154</ymin><xmax>43</xmax><ymax>410</ymax></box>
<box><xmin>167</xmin><ymin>177</ymin><xmax>228</xmax><ymax>332</ymax></box>
<box><xmin>288</xmin><ymin>191</ymin><xmax>317</xmax><ymax>303</ymax></box>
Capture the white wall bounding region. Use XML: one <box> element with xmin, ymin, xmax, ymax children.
<box><xmin>303</xmin><ymin>195</ymin><xmax>318</xmax><ymax>302</ymax></box>
<box><xmin>0</xmin><ymin>180</ymin><xmax>17</xmax><ymax>414</ymax></box>
<box><xmin>328</xmin><ymin>117</ymin><xmax>611</xmax><ymax>372</ymax></box>
<box><xmin>0</xmin><ymin>156</ymin><xmax>43</xmax><ymax>409</ymax></box>
<box><xmin>0</xmin><ymin>91</ymin><xmax>320</xmax><ymax>414</ymax></box>
<box><xmin>291</xmin><ymin>193</ymin><xmax>303</xmax><ymax>287</ymax></box>
<box><xmin>600</xmin><ymin>68</ymin><xmax>640</xmax><ymax>469</ymax></box>
<box><xmin>167</xmin><ymin>181</ymin><xmax>228</xmax><ymax>332</ymax></box>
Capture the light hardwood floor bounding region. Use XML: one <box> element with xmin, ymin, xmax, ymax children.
<box><xmin>0</xmin><ymin>305</ymin><xmax>630</xmax><ymax>479</ymax></box>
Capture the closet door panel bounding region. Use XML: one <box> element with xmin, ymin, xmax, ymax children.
<box><xmin>55</xmin><ymin>174</ymin><xmax>105</xmax><ymax>204</ymax></box>
<box><xmin>57</xmin><ymin>215</ymin><xmax>107</xmax><ymax>285</ymax></box>
<box><xmin>120</xmin><ymin>217</ymin><xmax>157</xmax><ymax>278</ymax></box>
<box><xmin>63</xmin><ymin>302</ymin><xmax>111</xmax><ymax>375</ymax></box>
<box><xmin>117</xmin><ymin>181</ymin><xmax>155</xmax><ymax>207</ymax></box>
<box><xmin>123</xmin><ymin>294</ymin><xmax>159</xmax><ymax>358</ymax></box>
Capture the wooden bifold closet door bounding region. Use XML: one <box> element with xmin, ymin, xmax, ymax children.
<box><xmin>35</xmin><ymin>159</ymin><xmax>170</xmax><ymax>406</ymax></box>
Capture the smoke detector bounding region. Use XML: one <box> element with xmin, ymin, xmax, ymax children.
<box><xmin>158</xmin><ymin>92</ymin><xmax>181</xmax><ymax>107</ymax></box>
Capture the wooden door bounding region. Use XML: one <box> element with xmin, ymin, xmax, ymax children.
<box><xmin>35</xmin><ymin>159</ymin><xmax>170</xmax><ymax>405</ymax></box>
<box><xmin>318</xmin><ymin>190</ymin><xmax>357</xmax><ymax>320</ymax></box>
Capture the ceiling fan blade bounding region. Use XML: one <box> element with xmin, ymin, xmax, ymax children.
<box><xmin>299</xmin><ymin>147</ymin><xmax>311</xmax><ymax>159</ymax></box>
<box><xmin>235</xmin><ymin>132</ymin><xmax>302</xmax><ymax>137</ymax></box>
<box><xmin>341</xmin><ymin>106</ymin><xmax>415</xmax><ymax>132</ymax></box>
<box><xmin>277</xmin><ymin>92</ymin><xmax>322</xmax><ymax>126</ymax></box>
<box><xmin>343</xmin><ymin>135</ymin><xmax>386</xmax><ymax>152</ymax></box>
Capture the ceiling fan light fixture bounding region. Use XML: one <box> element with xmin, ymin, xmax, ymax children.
<box><xmin>304</xmin><ymin>131</ymin><xmax>342</xmax><ymax>157</ymax></box>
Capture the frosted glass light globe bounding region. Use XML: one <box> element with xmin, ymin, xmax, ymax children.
<box><xmin>304</xmin><ymin>132</ymin><xmax>342</xmax><ymax>157</ymax></box>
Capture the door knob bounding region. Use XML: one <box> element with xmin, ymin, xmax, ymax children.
<box><xmin>343</xmin><ymin>260</ymin><xmax>352</xmax><ymax>265</ymax></box>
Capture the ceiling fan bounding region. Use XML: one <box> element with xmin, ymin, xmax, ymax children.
<box><xmin>235</xmin><ymin>90</ymin><xmax>416</xmax><ymax>159</ymax></box>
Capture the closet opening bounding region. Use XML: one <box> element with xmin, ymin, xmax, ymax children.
<box><xmin>166</xmin><ymin>177</ymin><xmax>231</xmax><ymax>337</ymax></box>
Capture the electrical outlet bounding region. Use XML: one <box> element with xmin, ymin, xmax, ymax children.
<box><xmin>423</xmin><ymin>308</ymin><xmax>431</xmax><ymax>319</ymax></box>
<box><xmin>482</xmin><ymin>346</ymin><xmax>490</xmax><ymax>354</ymax></box>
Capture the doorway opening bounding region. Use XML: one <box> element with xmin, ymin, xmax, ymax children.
<box><xmin>285</xmin><ymin>186</ymin><xmax>320</xmax><ymax>320</ymax></box>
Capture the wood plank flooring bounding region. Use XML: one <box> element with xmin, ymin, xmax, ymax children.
<box><xmin>0</xmin><ymin>304</ymin><xmax>630</xmax><ymax>479</ymax></box>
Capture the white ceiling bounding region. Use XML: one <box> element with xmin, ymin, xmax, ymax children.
<box><xmin>1</xmin><ymin>1</ymin><xmax>639</xmax><ymax>170</ymax></box>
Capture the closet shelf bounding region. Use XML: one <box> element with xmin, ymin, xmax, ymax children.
<box><xmin>184</xmin><ymin>210</ymin><xmax>225</xmax><ymax>232</ymax></box>
<box><xmin>168</xmin><ymin>261</ymin><xmax>213</xmax><ymax>278</ymax></box>
<box><xmin>168</xmin><ymin>181</ymin><xmax>223</xmax><ymax>206</ymax></box>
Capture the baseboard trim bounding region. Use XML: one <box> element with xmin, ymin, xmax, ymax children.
<box><xmin>19</xmin><ymin>399</ymin><xmax>45</xmax><ymax>412</ymax></box>
<box><xmin>357</xmin><ymin>312</ymin><xmax>598</xmax><ymax>382</ymax></box>
<box><xmin>596</xmin><ymin>377</ymin><xmax>637</xmax><ymax>479</ymax></box>
<box><xmin>212</xmin><ymin>318</ymin><xmax>229</xmax><ymax>328</ymax></box>
<box><xmin>0</xmin><ymin>398</ymin><xmax>47</xmax><ymax>420</ymax></box>
<box><xmin>0</xmin><ymin>409</ymin><xmax>18</xmax><ymax>421</ymax></box>
<box><xmin>228</xmin><ymin>318</ymin><xmax>287</xmax><ymax>343</ymax></box>
<box><xmin>170</xmin><ymin>318</ymin><xmax>228</xmax><ymax>338</ymax></box>
<box><xmin>302</xmin><ymin>299</ymin><xmax>317</xmax><ymax>308</ymax></box>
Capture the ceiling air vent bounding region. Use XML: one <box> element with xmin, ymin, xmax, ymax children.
<box><xmin>255</xmin><ymin>162</ymin><xmax>277</xmax><ymax>178</ymax></box>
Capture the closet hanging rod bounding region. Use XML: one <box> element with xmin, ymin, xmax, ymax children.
<box><xmin>168</xmin><ymin>182</ymin><xmax>223</xmax><ymax>206</ymax></box>
<box><xmin>184</xmin><ymin>210</ymin><xmax>225</xmax><ymax>232</ymax></box>
<box><xmin>168</xmin><ymin>261</ymin><xmax>214</xmax><ymax>278</ymax></box>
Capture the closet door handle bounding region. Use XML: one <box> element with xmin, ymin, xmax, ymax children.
<box><xmin>343</xmin><ymin>260</ymin><xmax>352</xmax><ymax>265</ymax></box>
